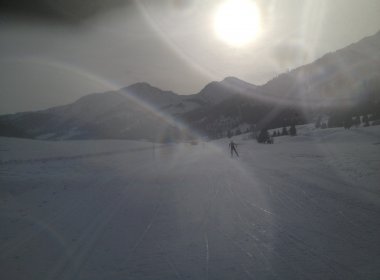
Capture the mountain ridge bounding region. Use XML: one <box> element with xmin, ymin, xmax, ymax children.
<box><xmin>1</xmin><ymin>31</ymin><xmax>379</xmax><ymax>141</ymax></box>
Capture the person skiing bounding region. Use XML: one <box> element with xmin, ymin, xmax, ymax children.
<box><xmin>229</xmin><ymin>140</ymin><xmax>239</xmax><ymax>157</ymax></box>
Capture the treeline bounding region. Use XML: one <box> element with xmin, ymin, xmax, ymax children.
<box><xmin>322</xmin><ymin>75</ymin><xmax>380</xmax><ymax>129</ymax></box>
<box><xmin>185</xmin><ymin>94</ymin><xmax>309</xmax><ymax>140</ymax></box>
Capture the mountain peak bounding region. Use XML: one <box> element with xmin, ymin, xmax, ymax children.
<box><xmin>125</xmin><ymin>82</ymin><xmax>154</xmax><ymax>91</ymax></box>
<box><xmin>221</xmin><ymin>76</ymin><xmax>258</xmax><ymax>88</ymax></box>
<box><xmin>222</xmin><ymin>76</ymin><xmax>241</xmax><ymax>82</ymax></box>
<box><xmin>195</xmin><ymin>76</ymin><xmax>258</xmax><ymax>104</ymax></box>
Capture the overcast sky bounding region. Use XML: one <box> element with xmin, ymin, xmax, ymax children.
<box><xmin>0</xmin><ymin>0</ymin><xmax>379</xmax><ymax>114</ymax></box>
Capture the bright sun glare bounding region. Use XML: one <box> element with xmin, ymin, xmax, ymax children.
<box><xmin>214</xmin><ymin>0</ymin><xmax>261</xmax><ymax>47</ymax></box>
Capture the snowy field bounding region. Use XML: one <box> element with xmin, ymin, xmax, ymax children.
<box><xmin>1</xmin><ymin>125</ymin><xmax>380</xmax><ymax>280</ymax></box>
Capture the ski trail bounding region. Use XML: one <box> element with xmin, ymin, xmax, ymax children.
<box><xmin>247</xmin><ymin>202</ymin><xmax>274</xmax><ymax>216</ymax></box>
<box><xmin>275</xmin><ymin>187</ymin><xmax>305</xmax><ymax>210</ymax></box>
<box><xmin>42</xmin><ymin>163</ymin><xmax>154</xmax><ymax>280</ymax></box>
<box><xmin>46</xmin><ymin>187</ymin><xmax>128</xmax><ymax>280</ymax></box>
<box><xmin>232</xmin><ymin>208</ymin><xmax>274</xmax><ymax>266</ymax></box>
<box><xmin>225</xmin><ymin>180</ymin><xmax>274</xmax><ymax>217</ymax></box>
<box><xmin>156</xmin><ymin>244</ymin><xmax>183</xmax><ymax>280</ymax></box>
<box><xmin>166</xmin><ymin>258</ymin><xmax>183</xmax><ymax>280</ymax></box>
<box><xmin>224</xmin><ymin>181</ymin><xmax>308</xmax><ymax>279</ymax></box>
<box><xmin>338</xmin><ymin>210</ymin><xmax>361</xmax><ymax>228</ymax></box>
<box><xmin>130</xmin><ymin>195</ymin><xmax>162</xmax><ymax>255</ymax></box>
<box><xmin>204</xmin><ymin>233</ymin><xmax>209</xmax><ymax>280</ymax></box>
<box><xmin>216</xmin><ymin>224</ymin><xmax>255</xmax><ymax>261</ymax></box>
<box><xmin>0</xmin><ymin>153</ymin><xmax>151</xmax><ymax>257</ymax></box>
<box><xmin>104</xmin><ymin>188</ymin><xmax>164</xmax><ymax>279</ymax></box>
<box><xmin>0</xmin><ymin>169</ymin><xmax>107</xmax><ymax>258</ymax></box>
<box><xmin>0</xmin><ymin>146</ymin><xmax>158</xmax><ymax>166</ymax></box>
<box><xmin>241</xmin><ymin>263</ymin><xmax>255</xmax><ymax>280</ymax></box>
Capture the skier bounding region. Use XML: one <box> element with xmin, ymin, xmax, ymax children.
<box><xmin>229</xmin><ymin>140</ymin><xmax>239</xmax><ymax>157</ymax></box>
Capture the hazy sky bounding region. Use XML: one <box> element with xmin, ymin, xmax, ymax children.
<box><xmin>1</xmin><ymin>0</ymin><xmax>379</xmax><ymax>114</ymax></box>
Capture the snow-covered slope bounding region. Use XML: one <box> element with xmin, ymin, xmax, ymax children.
<box><xmin>1</xmin><ymin>125</ymin><xmax>379</xmax><ymax>279</ymax></box>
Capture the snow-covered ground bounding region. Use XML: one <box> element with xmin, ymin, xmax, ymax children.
<box><xmin>1</xmin><ymin>125</ymin><xmax>380</xmax><ymax>280</ymax></box>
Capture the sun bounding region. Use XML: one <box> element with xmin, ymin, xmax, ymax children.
<box><xmin>213</xmin><ymin>0</ymin><xmax>261</xmax><ymax>47</ymax></box>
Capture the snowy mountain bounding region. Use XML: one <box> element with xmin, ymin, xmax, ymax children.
<box><xmin>123</xmin><ymin>80</ymin><xmax>249</xmax><ymax>114</ymax></box>
<box><xmin>0</xmin><ymin>80</ymin><xmax>241</xmax><ymax>141</ymax></box>
<box><xmin>196</xmin><ymin>76</ymin><xmax>258</xmax><ymax>104</ymax></box>
<box><xmin>0</xmin><ymin>76</ymin><xmax>256</xmax><ymax>140</ymax></box>
<box><xmin>182</xmin><ymin>31</ymin><xmax>380</xmax><ymax>137</ymax></box>
<box><xmin>259</xmin><ymin>30</ymin><xmax>380</xmax><ymax>107</ymax></box>
<box><xmin>0</xmin><ymin>31</ymin><xmax>379</xmax><ymax>140</ymax></box>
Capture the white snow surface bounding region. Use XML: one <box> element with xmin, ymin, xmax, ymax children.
<box><xmin>1</xmin><ymin>125</ymin><xmax>380</xmax><ymax>280</ymax></box>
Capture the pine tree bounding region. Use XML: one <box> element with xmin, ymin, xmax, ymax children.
<box><xmin>344</xmin><ymin>116</ymin><xmax>353</xmax><ymax>129</ymax></box>
<box><xmin>354</xmin><ymin>116</ymin><xmax>361</xmax><ymax>127</ymax></box>
<box><xmin>363</xmin><ymin>115</ymin><xmax>370</xmax><ymax>127</ymax></box>
<box><xmin>315</xmin><ymin>116</ymin><xmax>322</xmax><ymax>128</ymax></box>
<box><xmin>282</xmin><ymin>126</ymin><xmax>288</xmax><ymax>136</ymax></box>
<box><xmin>289</xmin><ymin>124</ymin><xmax>297</xmax><ymax>136</ymax></box>
<box><xmin>250</xmin><ymin>124</ymin><xmax>257</xmax><ymax>139</ymax></box>
<box><xmin>257</xmin><ymin>129</ymin><xmax>269</xmax><ymax>143</ymax></box>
